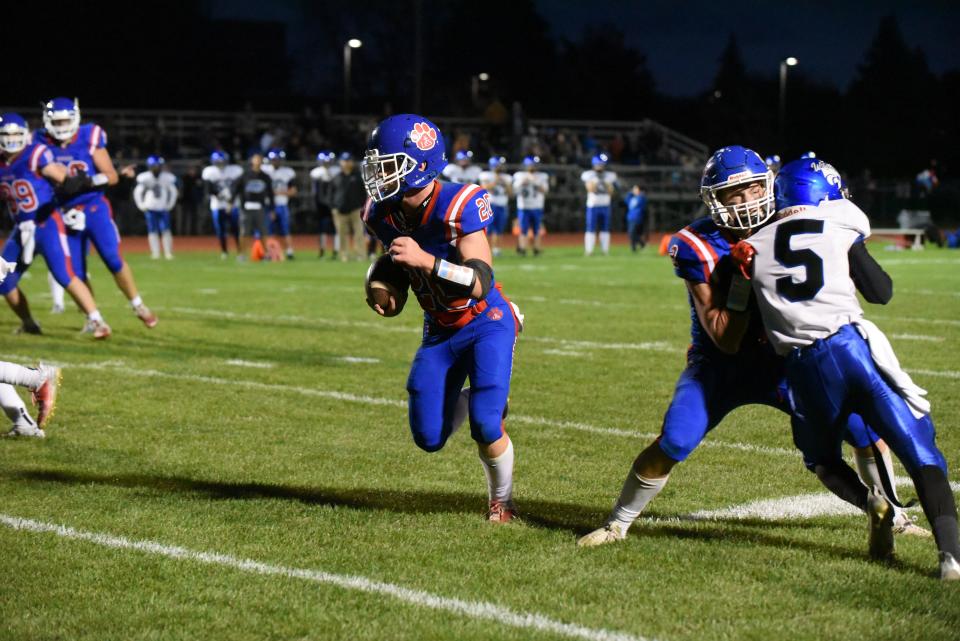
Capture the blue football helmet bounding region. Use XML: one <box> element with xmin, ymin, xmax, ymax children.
<box><xmin>455</xmin><ymin>150</ymin><xmax>473</xmax><ymax>164</ymax></box>
<box><xmin>592</xmin><ymin>153</ymin><xmax>609</xmax><ymax>168</ymax></box>
<box><xmin>267</xmin><ymin>148</ymin><xmax>286</xmax><ymax>162</ymax></box>
<box><xmin>316</xmin><ymin>150</ymin><xmax>334</xmax><ymax>163</ymax></box>
<box><xmin>800</xmin><ymin>151</ymin><xmax>816</xmax><ymax>159</ymax></box>
<box><xmin>522</xmin><ymin>155</ymin><xmax>540</xmax><ymax>167</ymax></box>
<box><xmin>146</xmin><ymin>155</ymin><xmax>165</xmax><ymax>168</ymax></box>
<box><xmin>42</xmin><ymin>97</ymin><xmax>80</xmax><ymax>142</ymax></box>
<box><xmin>210</xmin><ymin>150</ymin><xmax>227</xmax><ymax>164</ymax></box>
<box><xmin>0</xmin><ymin>113</ymin><xmax>30</xmax><ymax>154</ymax></box>
<box><xmin>362</xmin><ymin>114</ymin><xmax>447</xmax><ymax>202</ymax></box>
<box><xmin>764</xmin><ymin>154</ymin><xmax>781</xmax><ymax>171</ymax></box>
<box><xmin>700</xmin><ymin>145</ymin><xmax>775</xmax><ymax>230</ymax></box>
<box><xmin>488</xmin><ymin>155</ymin><xmax>506</xmax><ymax>169</ymax></box>
<box><xmin>774</xmin><ymin>158</ymin><xmax>845</xmax><ymax>211</ymax></box>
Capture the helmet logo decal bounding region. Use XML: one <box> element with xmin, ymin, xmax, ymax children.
<box><xmin>410</xmin><ymin>122</ymin><xmax>437</xmax><ymax>151</ymax></box>
<box><xmin>812</xmin><ymin>160</ymin><xmax>842</xmax><ymax>187</ymax></box>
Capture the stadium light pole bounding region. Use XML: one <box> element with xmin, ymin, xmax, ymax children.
<box><xmin>343</xmin><ymin>38</ymin><xmax>363</xmax><ymax>113</ymax></box>
<box><xmin>778</xmin><ymin>56</ymin><xmax>798</xmax><ymax>149</ymax></box>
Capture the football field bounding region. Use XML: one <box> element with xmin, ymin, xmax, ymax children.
<box><xmin>1</xmin><ymin>244</ymin><xmax>958</xmax><ymax>641</ymax></box>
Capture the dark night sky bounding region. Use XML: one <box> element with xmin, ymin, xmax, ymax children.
<box><xmin>211</xmin><ymin>0</ymin><xmax>960</xmax><ymax>98</ymax></box>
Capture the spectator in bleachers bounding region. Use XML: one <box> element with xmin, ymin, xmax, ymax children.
<box><xmin>330</xmin><ymin>152</ymin><xmax>366</xmax><ymax>262</ymax></box>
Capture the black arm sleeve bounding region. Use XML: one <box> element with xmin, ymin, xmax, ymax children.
<box><xmin>849</xmin><ymin>241</ymin><xmax>893</xmax><ymax>304</ymax></box>
<box><xmin>57</xmin><ymin>173</ymin><xmax>94</xmax><ymax>199</ymax></box>
<box><xmin>463</xmin><ymin>258</ymin><xmax>493</xmax><ymax>300</ymax></box>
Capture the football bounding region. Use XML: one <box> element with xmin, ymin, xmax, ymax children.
<box><xmin>364</xmin><ymin>254</ymin><xmax>410</xmax><ymax>317</ymax></box>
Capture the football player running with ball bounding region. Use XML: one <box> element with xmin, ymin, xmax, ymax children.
<box><xmin>579</xmin><ymin>146</ymin><xmax>922</xmax><ymax>548</ymax></box>
<box><xmin>361</xmin><ymin>115</ymin><xmax>523</xmax><ymax>523</ymax></box>
<box><xmin>732</xmin><ymin>158</ymin><xmax>960</xmax><ymax>580</ymax></box>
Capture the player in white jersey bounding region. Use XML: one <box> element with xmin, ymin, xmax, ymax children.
<box><xmin>442</xmin><ymin>150</ymin><xmax>482</xmax><ymax>184</ymax></box>
<box><xmin>310</xmin><ymin>151</ymin><xmax>340</xmax><ymax>258</ymax></box>
<box><xmin>263</xmin><ymin>148</ymin><xmax>297</xmax><ymax>259</ymax></box>
<box><xmin>201</xmin><ymin>151</ymin><xmax>240</xmax><ymax>258</ymax></box>
<box><xmin>580</xmin><ymin>153</ymin><xmax>618</xmax><ymax>256</ymax></box>
<box><xmin>478</xmin><ymin>156</ymin><xmax>512</xmax><ymax>257</ymax></box>
<box><xmin>133</xmin><ymin>156</ymin><xmax>177</xmax><ymax>260</ymax></box>
<box><xmin>512</xmin><ymin>156</ymin><xmax>549</xmax><ymax>256</ymax></box>
<box><xmin>733</xmin><ymin>158</ymin><xmax>960</xmax><ymax>580</ymax></box>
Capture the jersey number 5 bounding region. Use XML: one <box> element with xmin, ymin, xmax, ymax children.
<box><xmin>774</xmin><ymin>219</ymin><xmax>824</xmax><ymax>302</ymax></box>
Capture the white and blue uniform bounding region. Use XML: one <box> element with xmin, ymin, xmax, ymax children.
<box><xmin>442</xmin><ymin>163</ymin><xmax>481</xmax><ymax>185</ymax></box>
<box><xmin>201</xmin><ymin>163</ymin><xmax>240</xmax><ymax>247</ymax></box>
<box><xmin>263</xmin><ymin>163</ymin><xmax>296</xmax><ymax>236</ymax></box>
<box><xmin>581</xmin><ymin>169</ymin><xmax>617</xmax><ymax>232</ymax></box>
<box><xmin>512</xmin><ymin>171</ymin><xmax>548</xmax><ymax>235</ymax></box>
<box><xmin>134</xmin><ymin>170</ymin><xmax>178</xmax><ymax>234</ymax></box>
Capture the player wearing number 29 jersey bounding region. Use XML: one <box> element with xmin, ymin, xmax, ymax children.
<box><xmin>362</xmin><ymin>114</ymin><xmax>522</xmax><ymax>523</ymax></box>
<box><xmin>740</xmin><ymin>158</ymin><xmax>959</xmax><ymax>579</ymax></box>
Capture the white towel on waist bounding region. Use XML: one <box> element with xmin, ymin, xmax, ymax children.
<box><xmin>854</xmin><ymin>318</ymin><xmax>930</xmax><ymax>419</ymax></box>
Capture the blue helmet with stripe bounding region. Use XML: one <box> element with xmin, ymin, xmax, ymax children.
<box><xmin>42</xmin><ymin>97</ymin><xmax>80</xmax><ymax>142</ymax></box>
<box><xmin>700</xmin><ymin>145</ymin><xmax>775</xmax><ymax>230</ymax></box>
<box><xmin>774</xmin><ymin>158</ymin><xmax>845</xmax><ymax>212</ymax></box>
<box><xmin>0</xmin><ymin>113</ymin><xmax>30</xmax><ymax>154</ymax></box>
<box><xmin>361</xmin><ymin>114</ymin><xmax>447</xmax><ymax>202</ymax></box>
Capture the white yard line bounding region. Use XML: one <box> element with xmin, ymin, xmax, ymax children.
<box><xmin>874</xmin><ymin>315</ymin><xmax>960</xmax><ymax>328</ymax></box>
<box><xmin>907</xmin><ymin>368</ymin><xmax>960</xmax><ymax>380</ymax></box>
<box><xmin>889</xmin><ymin>333</ymin><xmax>945</xmax><ymax>343</ymax></box>
<box><xmin>0</xmin><ymin>514</ymin><xmax>653</xmax><ymax>641</ymax></box>
<box><xmin>335</xmin><ymin>356</ymin><xmax>381</xmax><ymax>364</ymax></box>
<box><xmin>225</xmin><ymin>359</ymin><xmax>275</xmax><ymax>369</ymax></box>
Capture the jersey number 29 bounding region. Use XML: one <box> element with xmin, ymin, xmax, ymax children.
<box><xmin>774</xmin><ymin>219</ymin><xmax>824</xmax><ymax>302</ymax></box>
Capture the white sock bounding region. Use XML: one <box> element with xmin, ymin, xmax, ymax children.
<box><xmin>130</xmin><ymin>296</ymin><xmax>143</xmax><ymax>309</ymax></box>
<box><xmin>599</xmin><ymin>231</ymin><xmax>611</xmax><ymax>254</ymax></box>
<box><xmin>0</xmin><ymin>361</ymin><xmax>43</xmax><ymax>389</ymax></box>
<box><xmin>87</xmin><ymin>310</ymin><xmax>103</xmax><ymax>323</ymax></box>
<box><xmin>333</xmin><ymin>234</ymin><xmax>341</xmax><ymax>252</ymax></box>
<box><xmin>479</xmin><ymin>437</ymin><xmax>514</xmax><ymax>504</ymax></box>
<box><xmin>0</xmin><ymin>383</ymin><xmax>35</xmax><ymax>429</ymax></box>
<box><xmin>147</xmin><ymin>233</ymin><xmax>161</xmax><ymax>259</ymax></box>
<box><xmin>877</xmin><ymin>447</ymin><xmax>901</xmax><ymax>502</ymax></box>
<box><xmin>451</xmin><ymin>387</ymin><xmax>470</xmax><ymax>436</ymax></box>
<box><xmin>48</xmin><ymin>273</ymin><xmax>65</xmax><ymax>308</ymax></box>
<box><xmin>607</xmin><ymin>468</ymin><xmax>669</xmax><ymax>532</ymax></box>
<box><xmin>161</xmin><ymin>231</ymin><xmax>174</xmax><ymax>258</ymax></box>
<box><xmin>584</xmin><ymin>232</ymin><xmax>595</xmax><ymax>255</ymax></box>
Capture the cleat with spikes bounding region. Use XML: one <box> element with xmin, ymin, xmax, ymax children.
<box><xmin>31</xmin><ymin>364</ymin><xmax>61</xmax><ymax>428</ymax></box>
<box><xmin>91</xmin><ymin>320</ymin><xmax>112</xmax><ymax>340</ymax></box>
<box><xmin>940</xmin><ymin>552</ymin><xmax>960</xmax><ymax>581</ymax></box>
<box><xmin>487</xmin><ymin>500</ymin><xmax>518</xmax><ymax>524</ymax></box>
<box><xmin>893</xmin><ymin>509</ymin><xmax>932</xmax><ymax>538</ymax></box>
<box><xmin>4</xmin><ymin>424</ymin><xmax>45</xmax><ymax>438</ymax></box>
<box><xmin>135</xmin><ymin>304</ymin><xmax>158</xmax><ymax>328</ymax></box>
<box><xmin>577</xmin><ymin>523</ymin><xmax>627</xmax><ymax>548</ymax></box>
<box><xmin>868</xmin><ymin>486</ymin><xmax>896</xmax><ymax>561</ymax></box>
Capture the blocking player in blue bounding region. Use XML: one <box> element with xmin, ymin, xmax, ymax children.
<box><xmin>579</xmin><ymin>146</ymin><xmax>920</xmax><ymax>547</ymax></box>
<box><xmin>734</xmin><ymin>158</ymin><xmax>959</xmax><ymax>579</ymax></box>
<box><xmin>35</xmin><ymin>98</ymin><xmax>157</xmax><ymax>329</ymax></box>
<box><xmin>361</xmin><ymin>115</ymin><xmax>523</xmax><ymax>523</ymax></box>
<box><xmin>0</xmin><ymin>113</ymin><xmax>110</xmax><ymax>338</ymax></box>
<box><xmin>477</xmin><ymin>156</ymin><xmax>512</xmax><ymax>257</ymax></box>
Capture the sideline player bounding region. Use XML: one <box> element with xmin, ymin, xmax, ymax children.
<box><xmin>36</xmin><ymin>98</ymin><xmax>156</xmax><ymax>329</ymax></box>
<box><xmin>310</xmin><ymin>151</ymin><xmax>339</xmax><ymax>258</ymax></box>
<box><xmin>442</xmin><ymin>150</ymin><xmax>481</xmax><ymax>184</ymax></box>
<box><xmin>263</xmin><ymin>148</ymin><xmax>297</xmax><ymax>259</ymax></box>
<box><xmin>202</xmin><ymin>151</ymin><xmax>241</xmax><ymax>258</ymax></box>
<box><xmin>734</xmin><ymin>157</ymin><xmax>959</xmax><ymax>580</ymax></box>
<box><xmin>578</xmin><ymin>146</ymin><xmax>919</xmax><ymax>548</ymax></box>
<box><xmin>361</xmin><ymin>114</ymin><xmax>522</xmax><ymax>522</ymax></box>
<box><xmin>0</xmin><ymin>113</ymin><xmax>111</xmax><ymax>338</ymax></box>
<box><xmin>513</xmin><ymin>156</ymin><xmax>548</xmax><ymax>256</ymax></box>
<box><xmin>478</xmin><ymin>156</ymin><xmax>512</xmax><ymax>257</ymax></box>
<box><xmin>133</xmin><ymin>156</ymin><xmax>177</xmax><ymax>259</ymax></box>
<box><xmin>581</xmin><ymin>153</ymin><xmax>618</xmax><ymax>256</ymax></box>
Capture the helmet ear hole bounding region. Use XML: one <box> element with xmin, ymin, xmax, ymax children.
<box><xmin>418</xmin><ymin>162</ymin><xmax>427</xmax><ymax>171</ymax></box>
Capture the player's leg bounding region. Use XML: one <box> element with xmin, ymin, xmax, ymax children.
<box><xmin>464</xmin><ymin>302</ymin><xmax>520</xmax><ymax>522</ymax></box>
<box><xmin>146</xmin><ymin>211</ymin><xmax>161</xmax><ymax>259</ymax></box>
<box><xmin>212</xmin><ymin>208</ymin><xmax>228</xmax><ymax>256</ymax></box>
<box><xmin>406</xmin><ymin>334</ymin><xmax>468</xmax><ymax>453</ymax></box>
<box><xmin>531</xmin><ymin>210</ymin><xmax>543</xmax><ymax>255</ymax></box>
<box><xmin>39</xmin><ymin>215</ymin><xmax>111</xmax><ymax>339</ymax></box>
<box><xmin>0</xmin><ymin>361</ymin><xmax>60</xmax><ymax>428</ymax></box>
<box><xmin>516</xmin><ymin>210</ymin><xmax>528</xmax><ymax>255</ymax></box>
<box><xmin>598</xmin><ymin>207</ymin><xmax>611</xmax><ymax>255</ymax></box>
<box><xmin>47</xmin><ymin>270</ymin><xmax>65</xmax><ymax>313</ymax></box>
<box><xmin>584</xmin><ymin>207</ymin><xmax>596</xmax><ymax>256</ymax></box>
<box><xmin>159</xmin><ymin>210</ymin><xmax>174</xmax><ymax>259</ymax></box>
<box><xmin>0</xmin><ymin>384</ymin><xmax>42</xmax><ymax>438</ymax></box>
<box><xmin>580</xmin><ymin>360</ymin><xmax>724</xmax><ymax>545</ymax></box>
<box><xmin>230</xmin><ymin>208</ymin><xmax>242</xmax><ymax>252</ymax></box>
<box><xmin>276</xmin><ymin>206</ymin><xmax>294</xmax><ymax>258</ymax></box>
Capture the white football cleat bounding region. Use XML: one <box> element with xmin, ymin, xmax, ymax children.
<box><xmin>867</xmin><ymin>486</ymin><xmax>895</xmax><ymax>561</ymax></box>
<box><xmin>893</xmin><ymin>509</ymin><xmax>932</xmax><ymax>538</ymax></box>
<box><xmin>577</xmin><ymin>523</ymin><xmax>627</xmax><ymax>548</ymax></box>
<box><xmin>51</xmin><ymin>303</ymin><xmax>65</xmax><ymax>314</ymax></box>
<box><xmin>940</xmin><ymin>552</ymin><xmax>960</xmax><ymax>581</ymax></box>
<box><xmin>4</xmin><ymin>424</ymin><xmax>45</xmax><ymax>438</ymax></box>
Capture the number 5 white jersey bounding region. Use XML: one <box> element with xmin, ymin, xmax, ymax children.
<box><xmin>745</xmin><ymin>199</ymin><xmax>870</xmax><ymax>356</ymax></box>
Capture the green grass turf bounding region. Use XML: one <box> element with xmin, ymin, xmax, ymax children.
<box><xmin>1</xmin><ymin>243</ymin><xmax>958</xmax><ymax>641</ymax></box>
